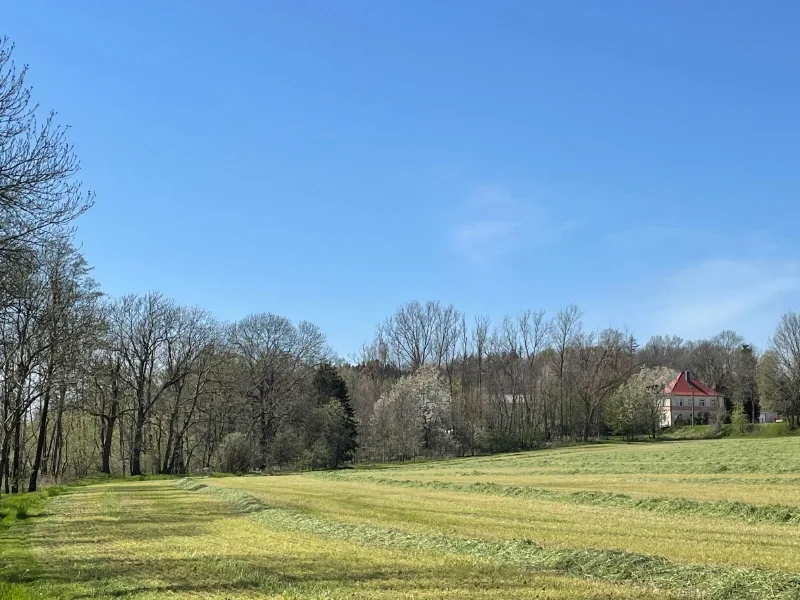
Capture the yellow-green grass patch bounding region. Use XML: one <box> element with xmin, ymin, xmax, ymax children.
<box><xmin>1</xmin><ymin>481</ymin><xmax>676</xmax><ymax>599</ymax></box>
<box><xmin>187</xmin><ymin>479</ymin><xmax>800</xmax><ymax>599</ymax></box>
<box><xmin>203</xmin><ymin>475</ymin><xmax>800</xmax><ymax>573</ymax></box>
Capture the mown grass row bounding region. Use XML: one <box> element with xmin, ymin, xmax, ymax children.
<box><xmin>0</xmin><ymin>473</ymin><xmax>182</xmax><ymax>526</ymax></box>
<box><xmin>0</xmin><ymin>487</ymin><xmax>72</xmax><ymax>600</ymax></box>
<box><xmin>315</xmin><ymin>473</ymin><xmax>800</xmax><ymax>525</ymax></box>
<box><xmin>10</xmin><ymin>481</ymin><xmax>679</xmax><ymax>599</ymax></box>
<box><xmin>663</xmin><ymin>423</ymin><xmax>798</xmax><ymax>440</ymax></box>
<box><xmin>381</xmin><ymin>438</ymin><xmax>800</xmax><ymax>475</ymax></box>
<box><xmin>176</xmin><ymin>478</ymin><xmax>266</xmax><ymax>513</ymax></box>
<box><xmin>0</xmin><ymin>486</ymin><xmax>67</xmax><ymax>525</ymax></box>
<box><xmin>178</xmin><ymin>478</ymin><xmax>800</xmax><ymax>600</ymax></box>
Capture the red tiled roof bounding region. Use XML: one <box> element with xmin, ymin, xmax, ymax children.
<box><xmin>664</xmin><ymin>371</ymin><xmax>718</xmax><ymax>397</ymax></box>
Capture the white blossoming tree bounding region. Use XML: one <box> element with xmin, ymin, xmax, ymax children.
<box><xmin>606</xmin><ymin>366</ymin><xmax>675</xmax><ymax>439</ymax></box>
<box><xmin>370</xmin><ymin>365</ymin><xmax>453</xmax><ymax>460</ymax></box>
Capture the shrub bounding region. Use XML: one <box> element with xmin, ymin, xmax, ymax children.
<box><xmin>755</xmin><ymin>422</ymin><xmax>793</xmax><ymax>437</ymax></box>
<box><xmin>476</xmin><ymin>428</ymin><xmax>519</xmax><ymax>454</ymax></box>
<box><xmin>215</xmin><ymin>432</ymin><xmax>253</xmax><ymax>474</ymax></box>
<box><xmin>268</xmin><ymin>429</ymin><xmax>304</xmax><ymax>469</ymax></box>
<box><xmin>300</xmin><ymin>438</ymin><xmax>337</xmax><ymax>471</ymax></box>
<box><xmin>731</xmin><ymin>404</ymin><xmax>748</xmax><ymax>435</ymax></box>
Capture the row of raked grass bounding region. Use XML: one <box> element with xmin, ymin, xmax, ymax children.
<box><xmin>179</xmin><ymin>478</ymin><xmax>800</xmax><ymax>600</ymax></box>
<box><xmin>1</xmin><ymin>480</ymin><xmax>678</xmax><ymax>599</ymax></box>
<box><xmin>313</xmin><ymin>473</ymin><xmax>800</xmax><ymax>524</ymax></box>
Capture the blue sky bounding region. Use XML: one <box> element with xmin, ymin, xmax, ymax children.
<box><xmin>6</xmin><ymin>1</ymin><xmax>799</xmax><ymax>357</ymax></box>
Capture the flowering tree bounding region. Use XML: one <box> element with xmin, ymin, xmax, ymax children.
<box><xmin>370</xmin><ymin>365</ymin><xmax>452</xmax><ymax>460</ymax></box>
<box><xmin>606</xmin><ymin>366</ymin><xmax>674</xmax><ymax>439</ymax></box>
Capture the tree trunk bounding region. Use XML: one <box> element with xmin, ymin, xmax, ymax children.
<box><xmin>168</xmin><ymin>413</ymin><xmax>192</xmax><ymax>474</ymax></box>
<box><xmin>258</xmin><ymin>400</ymin><xmax>271</xmax><ymax>469</ymax></box>
<box><xmin>51</xmin><ymin>393</ymin><xmax>64</xmax><ymax>480</ymax></box>
<box><xmin>582</xmin><ymin>404</ymin><xmax>595</xmax><ymax>442</ymax></box>
<box><xmin>0</xmin><ymin>386</ymin><xmax>10</xmax><ymax>497</ymax></box>
<box><xmin>0</xmin><ymin>433</ymin><xmax>9</xmax><ymax>496</ymax></box>
<box><xmin>161</xmin><ymin>411</ymin><xmax>177</xmax><ymax>474</ymax></box>
<box><xmin>131</xmin><ymin>406</ymin><xmax>145</xmax><ymax>476</ymax></box>
<box><xmin>101</xmin><ymin>401</ymin><xmax>117</xmax><ymax>475</ymax></box>
<box><xmin>28</xmin><ymin>387</ymin><xmax>52</xmax><ymax>492</ymax></box>
<box><xmin>10</xmin><ymin>362</ymin><xmax>28</xmax><ymax>494</ymax></box>
<box><xmin>3</xmin><ymin>442</ymin><xmax>9</xmax><ymax>495</ymax></box>
<box><xmin>101</xmin><ymin>364</ymin><xmax>121</xmax><ymax>475</ymax></box>
<box><xmin>11</xmin><ymin>409</ymin><xmax>22</xmax><ymax>493</ymax></box>
<box><xmin>119</xmin><ymin>412</ymin><xmax>126</xmax><ymax>477</ymax></box>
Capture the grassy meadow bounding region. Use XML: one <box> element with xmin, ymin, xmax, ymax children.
<box><xmin>3</xmin><ymin>438</ymin><xmax>800</xmax><ymax>599</ymax></box>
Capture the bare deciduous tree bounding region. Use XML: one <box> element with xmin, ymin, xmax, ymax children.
<box><xmin>551</xmin><ymin>305</ymin><xmax>582</xmax><ymax>438</ymax></box>
<box><xmin>767</xmin><ymin>313</ymin><xmax>800</xmax><ymax>426</ymax></box>
<box><xmin>227</xmin><ymin>313</ymin><xmax>329</xmax><ymax>468</ymax></box>
<box><xmin>572</xmin><ymin>328</ymin><xmax>636</xmax><ymax>441</ymax></box>
<box><xmin>0</xmin><ymin>38</ymin><xmax>92</xmax><ymax>257</ymax></box>
<box><xmin>380</xmin><ymin>301</ymin><xmax>462</xmax><ymax>370</ymax></box>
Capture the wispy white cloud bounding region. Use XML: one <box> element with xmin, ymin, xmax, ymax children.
<box><xmin>451</xmin><ymin>185</ymin><xmax>580</xmax><ymax>265</ymax></box>
<box><xmin>607</xmin><ymin>226</ymin><xmax>720</xmax><ymax>249</ymax></box>
<box><xmin>608</xmin><ymin>225</ymin><xmax>784</xmax><ymax>257</ymax></box>
<box><xmin>655</xmin><ymin>259</ymin><xmax>800</xmax><ymax>339</ymax></box>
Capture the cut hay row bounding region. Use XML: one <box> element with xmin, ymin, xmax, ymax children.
<box><xmin>314</xmin><ymin>474</ymin><xmax>800</xmax><ymax>525</ymax></box>
<box><xmin>383</xmin><ymin>438</ymin><xmax>800</xmax><ymax>476</ymax></box>
<box><xmin>180</xmin><ymin>478</ymin><xmax>800</xmax><ymax>600</ymax></box>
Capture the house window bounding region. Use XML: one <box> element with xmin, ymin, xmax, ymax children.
<box><xmin>678</xmin><ymin>399</ymin><xmax>683</xmax><ymax>407</ymax></box>
<box><xmin>700</xmin><ymin>399</ymin><xmax>705</xmax><ymax>407</ymax></box>
<box><xmin>711</xmin><ymin>399</ymin><xmax>716</xmax><ymax>408</ymax></box>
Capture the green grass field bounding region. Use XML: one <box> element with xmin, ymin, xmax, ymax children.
<box><xmin>4</xmin><ymin>438</ymin><xmax>800</xmax><ymax>599</ymax></box>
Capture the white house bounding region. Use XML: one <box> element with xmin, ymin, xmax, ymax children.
<box><xmin>661</xmin><ymin>371</ymin><xmax>724</xmax><ymax>427</ymax></box>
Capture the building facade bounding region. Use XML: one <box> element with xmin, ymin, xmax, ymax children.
<box><xmin>661</xmin><ymin>371</ymin><xmax>724</xmax><ymax>427</ymax></box>
<box><xmin>759</xmin><ymin>411</ymin><xmax>780</xmax><ymax>423</ymax></box>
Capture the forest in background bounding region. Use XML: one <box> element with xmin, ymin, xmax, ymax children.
<box><xmin>3</xmin><ymin>37</ymin><xmax>800</xmax><ymax>494</ymax></box>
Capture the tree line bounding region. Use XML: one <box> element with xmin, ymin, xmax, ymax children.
<box><xmin>2</xmin><ymin>38</ymin><xmax>800</xmax><ymax>493</ymax></box>
<box><xmin>345</xmin><ymin>303</ymin><xmax>796</xmax><ymax>459</ymax></box>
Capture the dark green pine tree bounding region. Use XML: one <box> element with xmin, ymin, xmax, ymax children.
<box><xmin>313</xmin><ymin>363</ymin><xmax>358</xmax><ymax>465</ymax></box>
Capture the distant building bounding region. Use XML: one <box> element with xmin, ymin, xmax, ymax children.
<box><xmin>759</xmin><ymin>411</ymin><xmax>780</xmax><ymax>423</ymax></box>
<box><xmin>661</xmin><ymin>371</ymin><xmax>724</xmax><ymax>427</ymax></box>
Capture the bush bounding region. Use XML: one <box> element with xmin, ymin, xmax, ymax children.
<box><xmin>215</xmin><ymin>432</ymin><xmax>253</xmax><ymax>474</ymax></box>
<box><xmin>476</xmin><ymin>428</ymin><xmax>520</xmax><ymax>454</ymax></box>
<box><xmin>754</xmin><ymin>422</ymin><xmax>794</xmax><ymax>437</ymax></box>
<box><xmin>268</xmin><ymin>429</ymin><xmax>304</xmax><ymax>469</ymax></box>
<box><xmin>300</xmin><ymin>438</ymin><xmax>337</xmax><ymax>471</ymax></box>
<box><xmin>731</xmin><ymin>404</ymin><xmax>748</xmax><ymax>435</ymax></box>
